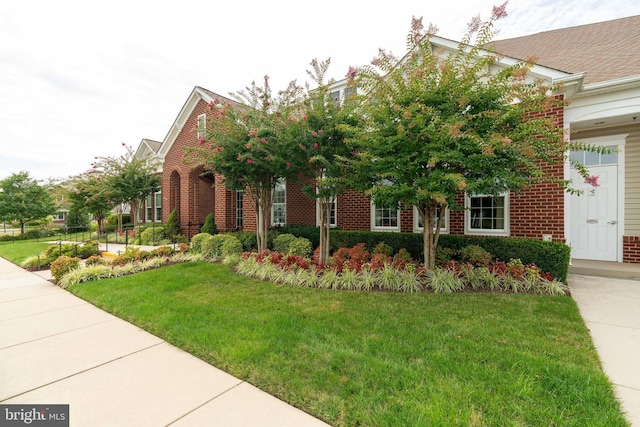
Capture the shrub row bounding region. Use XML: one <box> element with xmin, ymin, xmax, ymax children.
<box><xmin>271</xmin><ymin>226</ymin><xmax>570</xmax><ymax>283</ymax></box>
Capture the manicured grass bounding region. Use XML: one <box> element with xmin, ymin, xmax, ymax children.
<box><xmin>68</xmin><ymin>262</ymin><xmax>628</xmax><ymax>426</ymax></box>
<box><xmin>0</xmin><ymin>240</ymin><xmax>53</xmax><ymax>264</ymax></box>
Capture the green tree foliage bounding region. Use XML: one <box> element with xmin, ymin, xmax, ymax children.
<box><xmin>185</xmin><ymin>76</ymin><xmax>307</xmax><ymax>252</ymax></box>
<box><xmin>291</xmin><ymin>58</ymin><xmax>360</xmax><ymax>264</ymax></box>
<box><xmin>67</xmin><ymin>170</ymin><xmax>115</xmax><ymax>235</ymax></box>
<box><xmin>200</xmin><ymin>213</ymin><xmax>218</xmax><ymax>235</ymax></box>
<box><xmin>93</xmin><ymin>143</ymin><xmax>160</xmax><ymax>229</ymax></box>
<box><xmin>164</xmin><ymin>209</ymin><xmax>181</xmax><ymax>240</ymax></box>
<box><xmin>347</xmin><ymin>5</ymin><xmax>595</xmax><ymax>269</ymax></box>
<box><xmin>0</xmin><ymin>172</ymin><xmax>56</xmax><ymax>233</ymax></box>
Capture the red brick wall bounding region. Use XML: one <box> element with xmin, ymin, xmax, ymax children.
<box><xmin>623</xmin><ymin>236</ymin><xmax>640</xmax><ymax>263</ymax></box>
<box><xmin>337</xmin><ymin>189</ymin><xmax>371</xmax><ymax>230</ymax></box>
<box><xmin>286</xmin><ymin>180</ymin><xmax>316</xmax><ymax>226</ymax></box>
<box><xmin>160</xmin><ymin>94</ymin><xmax>567</xmax><ymax>244</ymax></box>
<box><xmin>162</xmin><ymin>98</ymin><xmax>234</xmax><ymax>237</ymax></box>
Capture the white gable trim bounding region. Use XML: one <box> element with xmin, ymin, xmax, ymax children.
<box><xmin>156</xmin><ymin>87</ymin><xmax>218</xmax><ymax>161</ymax></box>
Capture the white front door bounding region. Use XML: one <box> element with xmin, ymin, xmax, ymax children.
<box><xmin>570</xmin><ymin>165</ymin><xmax>618</xmax><ymax>261</ymax></box>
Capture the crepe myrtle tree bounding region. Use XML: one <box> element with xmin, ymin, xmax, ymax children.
<box><xmin>185</xmin><ymin>76</ymin><xmax>307</xmax><ymax>252</ymax></box>
<box><xmin>290</xmin><ymin>58</ymin><xmax>361</xmax><ymax>265</ymax></box>
<box><xmin>67</xmin><ymin>170</ymin><xmax>116</xmax><ymax>235</ymax></box>
<box><xmin>347</xmin><ymin>4</ymin><xmax>602</xmax><ymax>269</ymax></box>
<box><xmin>92</xmin><ymin>143</ymin><xmax>160</xmax><ymax>229</ymax></box>
<box><xmin>0</xmin><ymin>171</ymin><xmax>56</xmax><ymax>234</ymax></box>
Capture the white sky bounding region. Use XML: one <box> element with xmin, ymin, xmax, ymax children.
<box><xmin>1</xmin><ymin>0</ymin><xmax>638</xmax><ymax>182</ymax></box>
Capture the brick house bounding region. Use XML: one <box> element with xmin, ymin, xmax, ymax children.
<box><xmin>138</xmin><ymin>15</ymin><xmax>640</xmax><ymax>263</ymax></box>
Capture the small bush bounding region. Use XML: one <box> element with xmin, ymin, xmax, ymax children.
<box><xmin>140</xmin><ymin>227</ymin><xmax>166</xmax><ymax>245</ymax></box>
<box><xmin>165</xmin><ymin>209</ymin><xmax>181</xmax><ymax>240</ymax></box>
<box><xmin>150</xmin><ymin>246</ymin><xmax>174</xmax><ymax>258</ymax></box>
<box><xmin>220</xmin><ymin>236</ymin><xmax>243</xmax><ymax>257</ymax></box>
<box><xmin>191</xmin><ymin>233</ymin><xmax>212</xmax><ymax>253</ymax></box>
<box><xmin>199</xmin><ymin>234</ymin><xmax>218</xmax><ymax>258</ymax></box>
<box><xmin>288</xmin><ymin>237</ymin><xmax>312</xmax><ymax>257</ymax></box>
<box><xmin>228</xmin><ymin>231</ymin><xmax>257</xmax><ymax>251</ymax></box>
<box><xmin>273</xmin><ymin>234</ymin><xmax>298</xmax><ymax>253</ymax></box>
<box><xmin>373</xmin><ymin>242</ymin><xmax>393</xmax><ymax>257</ymax></box>
<box><xmin>51</xmin><ymin>256</ymin><xmax>81</xmax><ymax>282</ymax></box>
<box><xmin>201</xmin><ymin>213</ymin><xmax>219</xmax><ymax>235</ymax></box>
<box><xmin>85</xmin><ymin>255</ymin><xmax>107</xmax><ymax>266</ymax></box>
<box><xmin>460</xmin><ymin>245</ymin><xmax>492</xmax><ymax>267</ymax></box>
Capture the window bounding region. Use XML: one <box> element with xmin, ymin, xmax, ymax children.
<box><xmin>330</xmin><ymin>90</ymin><xmax>341</xmax><ymax>107</ymax></box>
<box><xmin>146</xmin><ymin>194</ymin><xmax>153</xmax><ymax>222</ymax></box>
<box><xmin>197</xmin><ymin>114</ymin><xmax>206</xmax><ymax>139</ymax></box>
<box><xmin>570</xmin><ymin>145</ymin><xmax>618</xmax><ymax>166</ymax></box>
<box><xmin>371</xmin><ymin>202</ymin><xmax>400</xmax><ymax>231</ymax></box>
<box><xmin>272</xmin><ymin>180</ymin><xmax>286</xmax><ymax>226</ymax></box>
<box><xmin>236</xmin><ymin>191</ymin><xmax>244</xmax><ymax>229</ymax></box>
<box><xmin>155</xmin><ymin>192</ymin><xmax>162</xmax><ymax>222</ymax></box>
<box><xmin>413</xmin><ymin>206</ymin><xmax>448</xmax><ymax>233</ymax></box>
<box><xmin>465</xmin><ymin>194</ymin><xmax>509</xmax><ymax>235</ymax></box>
<box><xmin>316</xmin><ymin>198</ymin><xmax>337</xmax><ymax>227</ymax></box>
<box><xmin>343</xmin><ymin>86</ymin><xmax>356</xmax><ymax>103</ymax></box>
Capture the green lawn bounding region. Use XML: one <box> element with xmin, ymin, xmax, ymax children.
<box><xmin>0</xmin><ymin>240</ymin><xmax>54</xmax><ymax>264</ymax></box>
<box><xmin>67</xmin><ymin>262</ymin><xmax>628</xmax><ymax>426</ymax></box>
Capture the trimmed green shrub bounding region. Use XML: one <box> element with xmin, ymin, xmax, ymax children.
<box><xmin>227</xmin><ymin>231</ymin><xmax>257</xmax><ymax>251</ymax></box>
<box><xmin>288</xmin><ymin>237</ymin><xmax>312</xmax><ymax>257</ymax></box>
<box><xmin>276</xmin><ymin>225</ymin><xmax>321</xmax><ymax>248</ymax></box>
<box><xmin>273</xmin><ymin>234</ymin><xmax>298</xmax><ymax>253</ymax></box>
<box><xmin>201</xmin><ymin>213</ymin><xmax>219</xmax><ymax>235</ymax></box>
<box><xmin>191</xmin><ymin>233</ymin><xmax>212</xmax><ymax>253</ymax></box>
<box><xmin>140</xmin><ymin>226</ymin><xmax>166</xmax><ymax>245</ymax></box>
<box><xmin>51</xmin><ymin>256</ymin><xmax>81</xmax><ymax>282</ymax></box>
<box><xmin>165</xmin><ymin>209</ymin><xmax>181</xmax><ymax>240</ymax></box>
<box><xmin>220</xmin><ymin>235</ymin><xmax>243</xmax><ymax>257</ymax></box>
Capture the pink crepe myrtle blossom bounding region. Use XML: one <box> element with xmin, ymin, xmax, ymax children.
<box><xmin>287</xmin><ymin>162</ymin><xmax>291</xmax><ymax>167</ymax></box>
<box><xmin>346</xmin><ymin>66</ymin><xmax>358</xmax><ymax>79</ymax></box>
<box><xmin>584</xmin><ymin>175</ymin><xmax>600</xmax><ymax>187</ymax></box>
<box><xmin>313</xmin><ymin>143</ymin><xmax>319</xmax><ymax>149</ymax></box>
<box><xmin>311</xmin><ymin>131</ymin><xmax>318</xmax><ymax>137</ymax></box>
<box><xmin>247</xmin><ymin>158</ymin><xmax>252</xmax><ymax>164</ymax></box>
<box><xmin>302</xmin><ymin>115</ymin><xmax>307</xmax><ymax>121</ymax></box>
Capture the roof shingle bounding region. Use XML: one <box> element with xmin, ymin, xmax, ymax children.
<box><xmin>490</xmin><ymin>15</ymin><xmax>640</xmax><ymax>85</ymax></box>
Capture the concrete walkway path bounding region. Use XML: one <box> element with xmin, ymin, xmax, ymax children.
<box><xmin>569</xmin><ymin>273</ymin><xmax>640</xmax><ymax>426</ymax></box>
<box><xmin>0</xmin><ymin>256</ymin><xmax>329</xmax><ymax>426</ymax></box>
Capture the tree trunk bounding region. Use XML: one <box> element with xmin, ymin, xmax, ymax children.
<box><xmin>318</xmin><ymin>197</ymin><xmax>332</xmax><ymax>265</ymax></box>
<box><xmin>420</xmin><ymin>202</ymin><xmax>446</xmax><ymax>270</ymax></box>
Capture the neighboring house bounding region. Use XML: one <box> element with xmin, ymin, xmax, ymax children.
<box><xmin>137</xmin><ymin>15</ymin><xmax>640</xmax><ymax>263</ymax></box>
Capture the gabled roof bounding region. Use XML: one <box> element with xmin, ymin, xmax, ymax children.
<box><xmin>490</xmin><ymin>15</ymin><xmax>640</xmax><ymax>85</ymax></box>
<box><xmin>156</xmin><ymin>86</ymin><xmax>239</xmax><ymax>160</ymax></box>
<box><xmin>141</xmin><ymin>138</ymin><xmax>162</xmax><ymax>154</ymax></box>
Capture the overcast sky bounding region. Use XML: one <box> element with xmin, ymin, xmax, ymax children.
<box><xmin>1</xmin><ymin>0</ymin><xmax>638</xmax><ymax>182</ymax></box>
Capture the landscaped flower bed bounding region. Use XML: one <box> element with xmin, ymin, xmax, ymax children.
<box><xmin>234</xmin><ymin>243</ymin><xmax>568</xmax><ymax>295</ymax></box>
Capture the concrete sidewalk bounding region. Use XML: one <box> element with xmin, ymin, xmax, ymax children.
<box><xmin>569</xmin><ymin>273</ymin><xmax>640</xmax><ymax>426</ymax></box>
<box><xmin>0</xmin><ymin>257</ymin><xmax>330</xmax><ymax>426</ymax></box>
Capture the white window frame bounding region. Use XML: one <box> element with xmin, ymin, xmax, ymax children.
<box><xmin>413</xmin><ymin>206</ymin><xmax>449</xmax><ymax>234</ymax></box>
<box><xmin>464</xmin><ymin>193</ymin><xmax>510</xmax><ymax>236</ymax></box>
<box><xmin>154</xmin><ymin>192</ymin><xmax>162</xmax><ymax>222</ymax></box>
<box><xmin>272</xmin><ymin>180</ymin><xmax>286</xmax><ymax>226</ymax></box>
<box><xmin>197</xmin><ymin>114</ymin><xmax>206</xmax><ymax>139</ymax></box>
<box><xmin>236</xmin><ymin>190</ymin><xmax>244</xmax><ymax>229</ymax></box>
<box><xmin>146</xmin><ymin>194</ymin><xmax>153</xmax><ymax>222</ymax></box>
<box><xmin>371</xmin><ymin>201</ymin><xmax>400</xmax><ymax>232</ymax></box>
<box><xmin>316</xmin><ymin>197</ymin><xmax>337</xmax><ymax>228</ymax></box>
